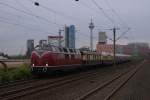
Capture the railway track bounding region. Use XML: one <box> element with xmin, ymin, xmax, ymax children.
<box><xmin>0</xmin><ymin>61</ymin><xmax>139</xmax><ymax>100</ymax></box>
<box><xmin>0</xmin><ymin>65</ymin><xmax>114</xmax><ymax>100</ymax></box>
<box><xmin>0</xmin><ymin>78</ymin><xmax>38</xmax><ymax>89</ymax></box>
<box><xmin>75</xmin><ymin>60</ymin><xmax>145</xmax><ymax>100</ymax></box>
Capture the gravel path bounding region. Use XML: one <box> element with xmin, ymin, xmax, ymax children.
<box><xmin>110</xmin><ymin>60</ymin><xmax>150</xmax><ymax>100</ymax></box>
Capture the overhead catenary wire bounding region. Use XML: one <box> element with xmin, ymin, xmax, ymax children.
<box><xmin>14</xmin><ymin>0</ymin><xmax>61</xmax><ymax>32</ymax></box>
<box><xmin>79</xmin><ymin>0</ymin><xmax>122</xmax><ymax>29</ymax></box>
<box><xmin>91</xmin><ymin>0</ymin><xmax>115</xmax><ymax>24</ymax></box>
<box><xmin>13</xmin><ymin>0</ymin><xmax>100</xmax><ymax>43</ymax></box>
<box><xmin>0</xmin><ymin>12</ymin><xmax>93</xmax><ymax>48</ymax></box>
<box><xmin>31</xmin><ymin>0</ymin><xmax>99</xmax><ymax>44</ymax></box>
<box><xmin>78</xmin><ymin>0</ymin><xmax>130</xmax><ymax>44</ymax></box>
<box><xmin>0</xmin><ymin>9</ymin><xmax>48</xmax><ymax>26</ymax></box>
<box><xmin>28</xmin><ymin>0</ymin><xmax>94</xmax><ymax>42</ymax></box>
<box><xmin>104</xmin><ymin>0</ymin><xmax>129</xmax><ymax>28</ymax></box>
<box><xmin>14</xmin><ymin>0</ymin><xmax>41</xmax><ymax>23</ymax></box>
<box><xmin>0</xmin><ymin>9</ymin><xmax>59</xmax><ymax>35</ymax></box>
<box><xmin>0</xmin><ymin>17</ymin><xmax>56</xmax><ymax>35</ymax></box>
<box><xmin>24</xmin><ymin>0</ymin><xmax>59</xmax><ymax>26</ymax></box>
<box><xmin>0</xmin><ymin>1</ymin><xmax>123</xmax><ymax>45</ymax></box>
<box><xmin>116</xmin><ymin>28</ymin><xmax>131</xmax><ymax>41</ymax></box>
<box><xmin>0</xmin><ymin>15</ymin><xmax>92</xmax><ymax>48</ymax></box>
<box><xmin>79</xmin><ymin>0</ymin><xmax>113</xmax><ymax>22</ymax></box>
<box><xmin>78</xmin><ymin>0</ymin><xmax>99</xmax><ymax>15</ymax></box>
<box><xmin>0</xmin><ymin>2</ymin><xmax>108</xmax><ymax>39</ymax></box>
<box><xmin>15</xmin><ymin>0</ymin><xmax>33</xmax><ymax>14</ymax></box>
<box><xmin>89</xmin><ymin>0</ymin><xmax>131</xmax><ymax>44</ymax></box>
<box><xmin>104</xmin><ymin>0</ymin><xmax>131</xmax><ymax>42</ymax></box>
<box><xmin>29</xmin><ymin>0</ymin><xmax>87</xmax><ymax>24</ymax></box>
<box><xmin>0</xmin><ymin>18</ymin><xmax>91</xmax><ymax>49</ymax></box>
<box><xmin>0</xmin><ymin>2</ymin><xmax>63</xmax><ymax>27</ymax></box>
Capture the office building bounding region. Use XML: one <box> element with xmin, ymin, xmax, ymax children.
<box><xmin>26</xmin><ymin>39</ymin><xmax>34</xmax><ymax>57</ymax></box>
<box><xmin>64</xmin><ymin>25</ymin><xmax>76</xmax><ymax>48</ymax></box>
<box><xmin>98</xmin><ymin>32</ymin><xmax>107</xmax><ymax>44</ymax></box>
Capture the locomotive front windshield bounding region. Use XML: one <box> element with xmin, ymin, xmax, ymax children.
<box><xmin>34</xmin><ymin>44</ymin><xmax>52</xmax><ymax>51</ymax></box>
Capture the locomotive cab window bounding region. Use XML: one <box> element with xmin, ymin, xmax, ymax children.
<box><xmin>47</xmin><ymin>46</ymin><xmax>52</xmax><ymax>51</ymax></box>
<box><xmin>63</xmin><ymin>48</ymin><xmax>68</xmax><ymax>53</ymax></box>
<box><xmin>51</xmin><ymin>46</ymin><xmax>57</xmax><ymax>52</ymax></box>
<box><xmin>59</xmin><ymin>47</ymin><xmax>64</xmax><ymax>53</ymax></box>
<box><xmin>73</xmin><ymin>49</ymin><xmax>76</xmax><ymax>53</ymax></box>
<box><xmin>69</xmin><ymin>49</ymin><xmax>73</xmax><ymax>53</ymax></box>
<box><xmin>55</xmin><ymin>47</ymin><xmax>59</xmax><ymax>52</ymax></box>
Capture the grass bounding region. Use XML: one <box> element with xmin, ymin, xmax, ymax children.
<box><xmin>0</xmin><ymin>63</ymin><xmax>31</xmax><ymax>83</ymax></box>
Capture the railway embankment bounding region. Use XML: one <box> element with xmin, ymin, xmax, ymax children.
<box><xmin>0</xmin><ymin>60</ymin><xmax>142</xmax><ymax>100</ymax></box>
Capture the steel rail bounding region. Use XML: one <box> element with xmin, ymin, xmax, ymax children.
<box><xmin>104</xmin><ymin>60</ymin><xmax>146</xmax><ymax>100</ymax></box>
<box><xmin>0</xmin><ymin>78</ymin><xmax>38</xmax><ymax>89</ymax></box>
<box><xmin>0</xmin><ymin>67</ymin><xmax>105</xmax><ymax>100</ymax></box>
<box><xmin>76</xmin><ymin>60</ymin><xmax>145</xmax><ymax>100</ymax></box>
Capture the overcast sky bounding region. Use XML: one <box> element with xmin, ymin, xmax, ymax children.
<box><xmin>0</xmin><ymin>0</ymin><xmax>150</xmax><ymax>55</ymax></box>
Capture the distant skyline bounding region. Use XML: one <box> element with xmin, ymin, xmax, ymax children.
<box><xmin>0</xmin><ymin>0</ymin><xmax>150</xmax><ymax>55</ymax></box>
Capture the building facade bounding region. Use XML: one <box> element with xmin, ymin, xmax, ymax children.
<box><xmin>48</xmin><ymin>36</ymin><xmax>63</xmax><ymax>46</ymax></box>
<box><xmin>126</xmin><ymin>43</ymin><xmax>150</xmax><ymax>57</ymax></box>
<box><xmin>64</xmin><ymin>26</ymin><xmax>69</xmax><ymax>48</ymax></box>
<box><xmin>69</xmin><ymin>25</ymin><xmax>75</xmax><ymax>48</ymax></box>
<box><xmin>96</xmin><ymin>42</ymin><xmax>150</xmax><ymax>58</ymax></box>
<box><xmin>64</xmin><ymin>25</ymin><xmax>75</xmax><ymax>48</ymax></box>
<box><xmin>98</xmin><ymin>32</ymin><xmax>107</xmax><ymax>44</ymax></box>
<box><xmin>39</xmin><ymin>40</ymin><xmax>47</xmax><ymax>47</ymax></box>
<box><xmin>26</xmin><ymin>39</ymin><xmax>34</xmax><ymax>57</ymax></box>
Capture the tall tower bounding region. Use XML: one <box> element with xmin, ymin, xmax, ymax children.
<box><xmin>89</xmin><ymin>19</ymin><xmax>95</xmax><ymax>51</ymax></box>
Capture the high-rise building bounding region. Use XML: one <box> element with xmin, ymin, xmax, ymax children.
<box><xmin>98</xmin><ymin>32</ymin><xmax>107</xmax><ymax>44</ymax></box>
<box><xmin>64</xmin><ymin>26</ymin><xmax>69</xmax><ymax>48</ymax></box>
<box><xmin>26</xmin><ymin>39</ymin><xmax>34</xmax><ymax>57</ymax></box>
<box><xmin>69</xmin><ymin>25</ymin><xmax>75</xmax><ymax>48</ymax></box>
<box><xmin>64</xmin><ymin>25</ymin><xmax>75</xmax><ymax>48</ymax></box>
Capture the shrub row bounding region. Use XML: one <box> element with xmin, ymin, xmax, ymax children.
<box><xmin>0</xmin><ymin>63</ymin><xmax>31</xmax><ymax>83</ymax></box>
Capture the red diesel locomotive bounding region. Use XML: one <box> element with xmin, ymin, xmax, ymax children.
<box><xmin>31</xmin><ymin>44</ymin><xmax>131</xmax><ymax>74</ymax></box>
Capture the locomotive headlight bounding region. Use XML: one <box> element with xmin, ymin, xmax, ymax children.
<box><xmin>32</xmin><ymin>64</ymin><xmax>35</xmax><ymax>66</ymax></box>
<box><xmin>46</xmin><ymin>63</ymin><xmax>48</xmax><ymax>66</ymax></box>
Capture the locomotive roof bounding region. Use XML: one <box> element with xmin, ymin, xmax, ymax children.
<box><xmin>34</xmin><ymin>44</ymin><xmax>81</xmax><ymax>54</ymax></box>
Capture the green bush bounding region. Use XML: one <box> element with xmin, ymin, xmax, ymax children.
<box><xmin>0</xmin><ymin>63</ymin><xmax>31</xmax><ymax>83</ymax></box>
<box><xmin>0</xmin><ymin>71</ymin><xmax>11</xmax><ymax>82</ymax></box>
<box><xmin>12</xmin><ymin>64</ymin><xmax>31</xmax><ymax>80</ymax></box>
